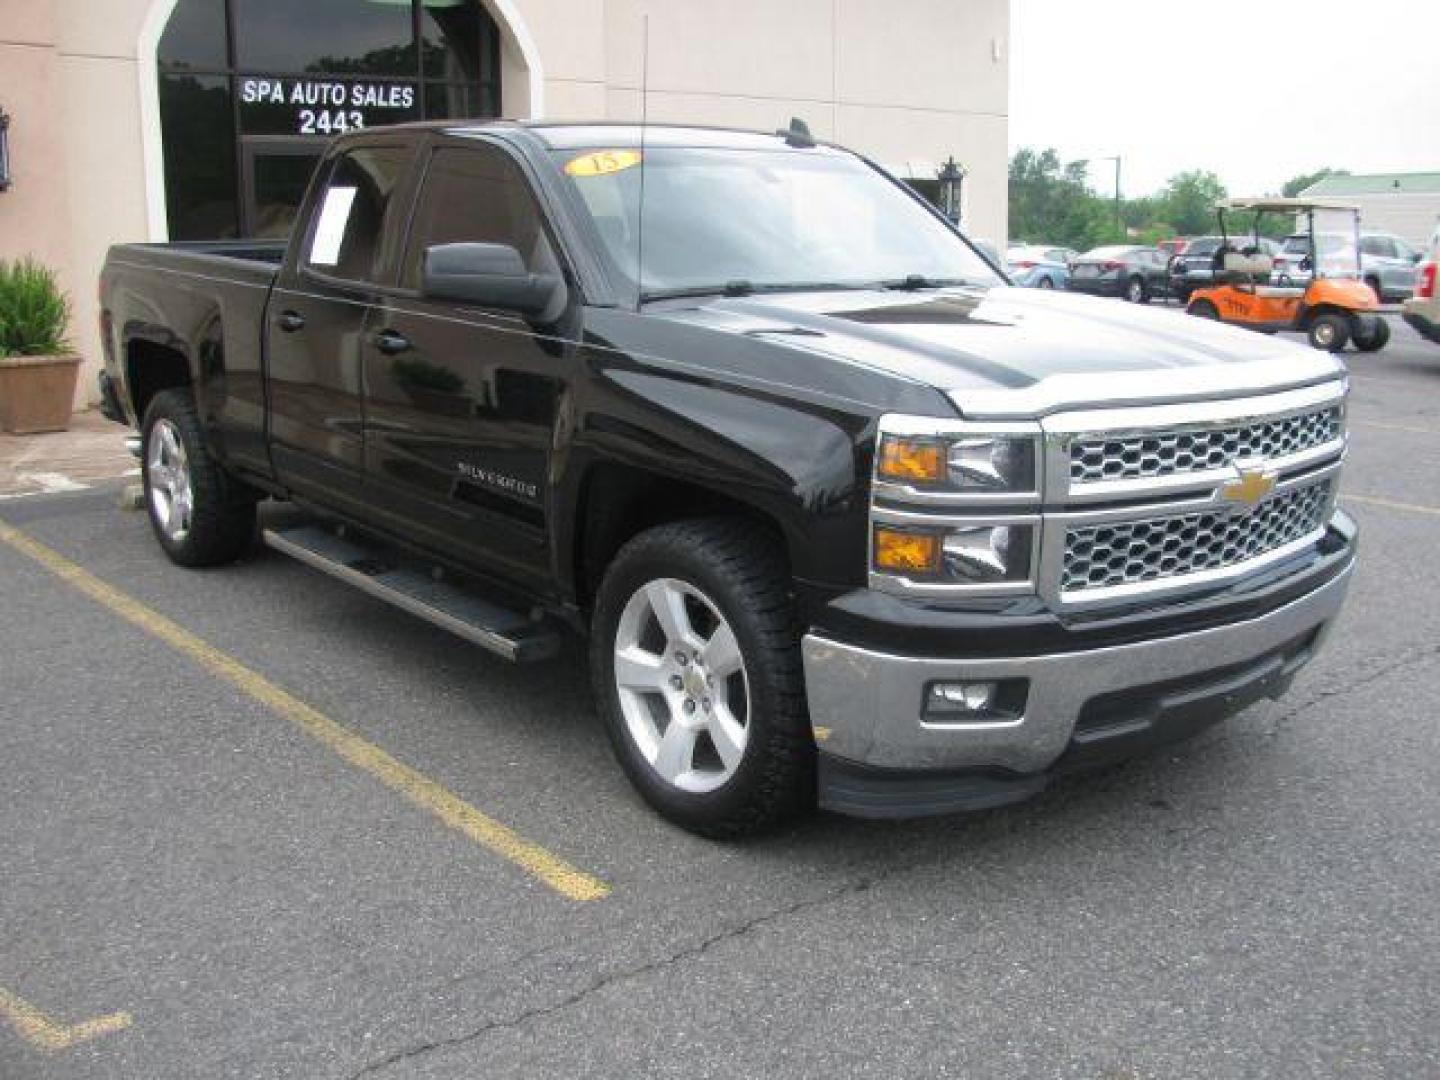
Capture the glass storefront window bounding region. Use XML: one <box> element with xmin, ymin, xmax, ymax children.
<box><xmin>159</xmin><ymin>74</ymin><xmax>239</xmax><ymax>239</ymax></box>
<box><xmin>159</xmin><ymin>0</ymin><xmax>502</xmax><ymax>239</ymax></box>
<box><xmin>158</xmin><ymin>0</ymin><xmax>229</xmax><ymax>71</ymax></box>
<box><xmin>232</xmin><ymin>0</ymin><xmax>416</xmax><ymax>76</ymax></box>
<box><xmin>421</xmin><ymin>0</ymin><xmax>498</xmax><ymax>82</ymax></box>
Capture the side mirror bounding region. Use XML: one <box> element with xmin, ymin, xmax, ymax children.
<box><xmin>422</xmin><ymin>242</ymin><xmax>560</xmax><ymax>317</ymax></box>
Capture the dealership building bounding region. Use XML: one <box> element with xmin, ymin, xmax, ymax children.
<box><xmin>1</xmin><ymin>0</ymin><xmax>1010</xmax><ymax>409</ymax></box>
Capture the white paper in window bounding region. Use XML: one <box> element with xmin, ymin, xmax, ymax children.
<box><xmin>309</xmin><ymin>186</ymin><xmax>358</xmax><ymax>266</ymax></box>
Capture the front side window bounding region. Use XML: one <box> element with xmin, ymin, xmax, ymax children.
<box><xmin>306</xmin><ymin>147</ymin><xmax>409</xmax><ymax>282</ymax></box>
<box><xmin>552</xmin><ymin>146</ymin><xmax>1000</xmax><ymax>298</ymax></box>
<box><xmin>401</xmin><ymin>145</ymin><xmax>560</xmax><ymax>290</ymax></box>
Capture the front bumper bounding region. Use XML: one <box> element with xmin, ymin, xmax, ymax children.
<box><xmin>803</xmin><ymin>537</ymin><xmax>1354</xmax><ymax>818</ymax></box>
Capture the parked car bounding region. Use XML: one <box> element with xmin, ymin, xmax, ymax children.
<box><xmin>1006</xmin><ymin>244</ymin><xmax>1076</xmax><ymax>289</ymax></box>
<box><xmin>1273</xmin><ymin>231</ymin><xmax>1419</xmax><ymax>301</ymax></box>
<box><xmin>1067</xmin><ymin>245</ymin><xmax>1169</xmax><ymax>302</ymax></box>
<box><xmin>1402</xmin><ymin>222</ymin><xmax>1440</xmax><ymax>345</ymax></box>
<box><xmin>1358</xmin><ymin>233</ymin><xmax>1422</xmax><ymax>301</ymax></box>
<box><xmin>1170</xmin><ymin>236</ymin><xmax>1280</xmax><ymax>302</ymax></box>
<box><xmin>98</xmin><ymin>121</ymin><xmax>1355</xmax><ymax>836</ymax></box>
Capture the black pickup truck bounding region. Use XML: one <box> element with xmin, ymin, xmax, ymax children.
<box><xmin>99</xmin><ymin>121</ymin><xmax>1356</xmax><ymax>836</ymax></box>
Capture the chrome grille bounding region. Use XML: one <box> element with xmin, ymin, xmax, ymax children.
<box><xmin>1069</xmin><ymin>405</ymin><xmax>1342</xmax><ymax>484</ymax></box>
<box><xmin>1062</xmin><ymin>479</ymin><xmax>1332</xmax><ymax>593</ymax></box>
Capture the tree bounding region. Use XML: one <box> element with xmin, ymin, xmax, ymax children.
<box><xmin>1156</xmin><ymin>170</ymin><xmax>1227</xmax><ymax>236</ymax></box>
<box><xmin>1008</xmin><ymin>148</ymin><xmax>1123</xmax><ymax>250</ymax></box>
<box><xmin>1282</xmin><ymin>167</ymin><xmax>1350</xmax><ymax>198</ymax></box>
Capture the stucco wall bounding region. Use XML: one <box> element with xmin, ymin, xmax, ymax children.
<box><xmin>0</xmin><ymin>0</ymin><xmax>1009</xmax><ymax>411</ymax></box>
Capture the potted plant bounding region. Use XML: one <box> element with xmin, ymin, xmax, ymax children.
<box><xmin>0</xmin><ymin>256</ymin><xmax>80</xmax><ymax>434</ymax></box>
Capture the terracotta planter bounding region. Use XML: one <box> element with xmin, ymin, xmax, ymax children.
<box><xmin>0</xmin><ymin>354</ymin><xmax>82</xmax><ymax>434</ymax></box>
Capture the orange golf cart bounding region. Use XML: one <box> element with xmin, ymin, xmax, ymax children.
<box><xmin>1186</xmin><ymin>197</ymin><xmax>1390</xmax><ymax>352</ymax></box>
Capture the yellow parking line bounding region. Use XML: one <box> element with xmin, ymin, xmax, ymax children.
<box><xmin>1344</xmin><ymin>493</ymin><xmax>1440</xmax><ymax>517</ymax></box>
<box><xmin>0</xmin><ymin>521</ymin><xmax>609</xmax><ymax>902</ymax></box>
<box><xmin>0</xmin><ymin>986</ymin><xmax>132</xmax><ymax>1052</ymax></box>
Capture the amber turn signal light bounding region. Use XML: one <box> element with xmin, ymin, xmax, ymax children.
<box><xmin>878</xmin><ymin>437</ymin><xmax>944</xmax><ymax>484</ymax></box>
<box><xmin>873</xmin><ymin>527</ymin><xmax>941</xmax><ymax>574</ymax></box>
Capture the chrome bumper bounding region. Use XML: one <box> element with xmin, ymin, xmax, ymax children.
<box><xmin>802</xmin><ymin>560</ymin><xmax>1353</xmax><ymax>774</ymax></box>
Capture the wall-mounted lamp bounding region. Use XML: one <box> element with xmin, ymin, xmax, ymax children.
<box><xmin>937</xmin><ymin>156</ymin><xmax>967</xmax><ymax>225</ymax></box>
<box><xmin>0</xmin><ymin>109</ymin><xmax>11</xmax><ymax>192</ymax></box>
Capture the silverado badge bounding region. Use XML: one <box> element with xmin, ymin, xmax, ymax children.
<box><xmin>1220</xmin><ymin>467</ymin><xmax>1277</xmax><ymax>511</ymax></box>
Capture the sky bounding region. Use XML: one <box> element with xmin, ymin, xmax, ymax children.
<box><xmin>1009</xmin><ymin>0</ymin><xmax>1440</xmax><ymax>198</ymax></box>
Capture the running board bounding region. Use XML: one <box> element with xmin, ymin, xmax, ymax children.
<box><xmin>262</xmin><ymin>524</ymin><xmax>562</xmax><ymax>663</ymax></box>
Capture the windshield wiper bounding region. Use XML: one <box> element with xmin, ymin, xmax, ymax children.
<box><xmin>878</xmin><ymin>275</ymin><xmax>983</xmax><ymax>291</ymax></box>
<box><xmin>640</xmin><ymin>281</ymin><xmax>876</xmax><ymax>302</ymax></box>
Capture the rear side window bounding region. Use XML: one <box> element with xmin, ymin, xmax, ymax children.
<box><xmin>401</xmin><ymin>145</ymin><xmax>560</xmax><ymax>290</ymax></box>
<box><xmin>306</xmin><ymin>147</ymin><xmax>409</xmax><ymax>283</ymax></box>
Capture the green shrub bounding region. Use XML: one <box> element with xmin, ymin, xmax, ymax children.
<box><xmin>0</xmin><ymin>257</ymin><xmax>71</xmax><ymax>358</ymax></box>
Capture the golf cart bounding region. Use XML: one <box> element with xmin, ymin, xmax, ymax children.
<box><xmin>1186</xmin><ymin>197</ymin><xmax>1390</xmax><ymax>352</ymax></box>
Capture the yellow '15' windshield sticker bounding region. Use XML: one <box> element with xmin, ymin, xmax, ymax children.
<box><xmin>564</xmin><ymin>150</ymin><xmax>642</xmax><ymax>177</ymax></box>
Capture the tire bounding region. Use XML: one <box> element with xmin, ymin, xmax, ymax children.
<box><xmin>1125</xmin><ymin>275</ymin><xmax>1148</xmax><ymax>304</ymax></box>
<box><xmin>1307</xmin><ymin>311</ymin><xmax>1351</xmax><ymax>352</ymax></box>
<box><xmin>1353</xmin><ymin>315</ymin><xmax>1391</xmax><ymax>352</ymax></box>
<box><xmin>1189</xmin><ymin>299</ymin><xmax>1219</xmax><ymax>320</ymax></box>
<box><xmin>141</xmin><ymin>389</ymin><xmax>257</xmax><ymax>567</ymax></box>
<box><xmin>1175</xmin><ymin>286</ymin><xmax>1193</xmax><ymax>305</ymax></box>
<box><xmin>590</xmin><ymin>518</ymin><xmax>814</xmax><ymax>837</ymax></box>
<box><xmin>1036</xmin><ymin>276</ymin><xmax>1054</xmax><ymax>289</ymax></box>
<box><xmin>1365</xmin><ymin>276</ymin><xmax>1383</xmax><ymax>303</ymax></box>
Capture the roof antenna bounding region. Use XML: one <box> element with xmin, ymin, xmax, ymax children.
<box><xmin>634</xmin><ymin>14</ymin><xmax>650</xmax><ymax>312</ymax></box>
<box><xmin>777</xmin><ymin>116</ymin><xmax>815</xmax><ymax>148</ymax></box>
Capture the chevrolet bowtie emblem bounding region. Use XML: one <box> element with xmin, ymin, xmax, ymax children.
<box><xmin>1220</xmin><ymin>467</ymin><xmax>1277</xmax><ymax>510</ymax></box>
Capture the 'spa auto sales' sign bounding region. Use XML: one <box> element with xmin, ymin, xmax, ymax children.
<box><xmin>239</xmin><ymin>78</ymin><xmax>420</xmax><ymax>136</ymax></box>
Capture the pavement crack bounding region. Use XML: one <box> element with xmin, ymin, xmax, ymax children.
<box><xmin>346</xmin><ymin>869</ymin><xmax>891</xmax><ymax>1078</ymax></box>
<box><xmin>1265</xmin><ymin>639</ymin><xmax>1440</xmax><ymax>734</ymax></box>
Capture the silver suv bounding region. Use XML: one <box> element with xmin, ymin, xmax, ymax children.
<box><xmin>1272</xmin><ymin>231</ymin><xmax>1421</xmax><ymax>300</ymax></box>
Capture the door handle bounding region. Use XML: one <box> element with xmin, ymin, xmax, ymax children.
<box><xmin>374</xmin><ymin>330</ymin><xmax>412</xmax><ymax>356</ymax></box>
<box><xmin>277</xmin><ymin>310</ymin><xmax>306</xmax><ymax>332</ymax></box>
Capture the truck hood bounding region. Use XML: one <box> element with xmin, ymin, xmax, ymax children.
<box><xmin>647</xmin><ymin>286</ymin><xmax>1346</xmax><ymax>418</ymax></box>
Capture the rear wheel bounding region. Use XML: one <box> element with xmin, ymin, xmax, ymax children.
<box><xmin>1125</xmin><ymin>276</ymin><xmax>1147</xmax><ymax>304</ymax></box>
<box><xmin>1365</xmin><ymin>276</ymin><xmax>1383</xmax><ymax>303</ymax></box>
<box><xmin>142</xmin><ymin>390</ymin><xmax>256</xmax><ymax>567</ymax></box>
<box><xmin>1189</xmin><ymin>299</ymin><xmax>1219</xmax><ymax>320</ymax></box>
<box><xmin>1352</xmin><ymin>315</ymin><xmax>1391</xmax><ymax>352</ymax></box>
<box><xmin>1307</xmin><ymin>311</ymin><xmax>1351</xmax><ymax>352</ymax></box>
<box><xmin>1036</xmin><ymin>275</ymin><xmax>1054</xmax><ymax>289</ymax></box>
<box><xmin>590</xmin><ymin>519</ymin><xmax>814</xmax><ymax>837</ymax></box>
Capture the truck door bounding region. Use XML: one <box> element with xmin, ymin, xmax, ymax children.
<box><xmin>361</xmin><ymin>141</ymin><xmax>570</xmax><ymax>594</ymax></box>
<box><xmin>265</xmin><ymin>144</ymin><xmax>411</xmax><ymax>514</ymax></box>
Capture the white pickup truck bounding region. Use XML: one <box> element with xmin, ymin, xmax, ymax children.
<box><xmin>1402</xmin><ymin>222</ymin><xmax>1440</xmax><ymax>344</ymax></box>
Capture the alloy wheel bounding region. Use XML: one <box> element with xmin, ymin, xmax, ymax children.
<box><xmin>612</xmin><ymin>577</ymin><xmax>750</xmax><ymax>794</ymax></box>
<box><xmin>147</xmin><ymin>418</ymin><xmax>194</xmax><ymax>542</ymax></box>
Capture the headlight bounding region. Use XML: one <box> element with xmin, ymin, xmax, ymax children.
<box><xmin>877</xmin><ymin>432</ymin><xmax>1039</xmax><ymax>494</ymax></box>
<box><xmin>873</xmin><ymin>522</ymin><xmax>1035</xmax><ymax>585</ymax></box>
<box><xmin>870</xmin><ymin>416</ymin><xmax>1044</xmax><ymax>597</ymax></box>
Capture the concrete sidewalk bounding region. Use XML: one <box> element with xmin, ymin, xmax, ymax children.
<box><xmin>0</xmin><ymin>409</ymin><xmax>136</xmax><ymax>499</ymax></box>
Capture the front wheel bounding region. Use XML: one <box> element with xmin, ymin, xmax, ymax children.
<box><xmin>1125</xmin><ymin>276</ymin><xmax>1148</xmax><ymax>304</ymax></box>
<box><xmin>142</xmin><ymin>389</ymin><xmax>257</xmax><ymax>567</ymax></box>
<box><xmin>1036</xmin><ymin>275</ymin><xmax>1054</xmax><ymax>289</ymax></box>
<box><xmin>1365</xmin><ymin>276</ymin><xmax>1383</xmax><ymax>303</ymax></box>
<box><xmin>1307</xmin><ymin>312</ymin><xmax>1351</xmax><ymax>352</ymax></box>
<box><xmin>1189</xmin><ymin>299</ymin><xmax>1219</xmax><ymax>320</ymax></box>
<box><xmin>590</xmin><ymin>519</ymin><xmax>814</xmax><ymax>837</ymax></box>
<box><xmin>1352</xmin><ymin>315</ymin><xmax>1391</xmax><ymax>352</ymax></box>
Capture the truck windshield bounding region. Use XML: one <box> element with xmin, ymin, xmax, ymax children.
<box><xmin>552</xmin><ymin>146</ymin><xmax>1001</xmax><ymax>300</ymax></box>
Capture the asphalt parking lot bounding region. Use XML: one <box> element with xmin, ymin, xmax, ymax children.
<box><xmin>3</xmin><ymin>314</ymin><xmax>1439</xmax><ymax>1079</ymax></box>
